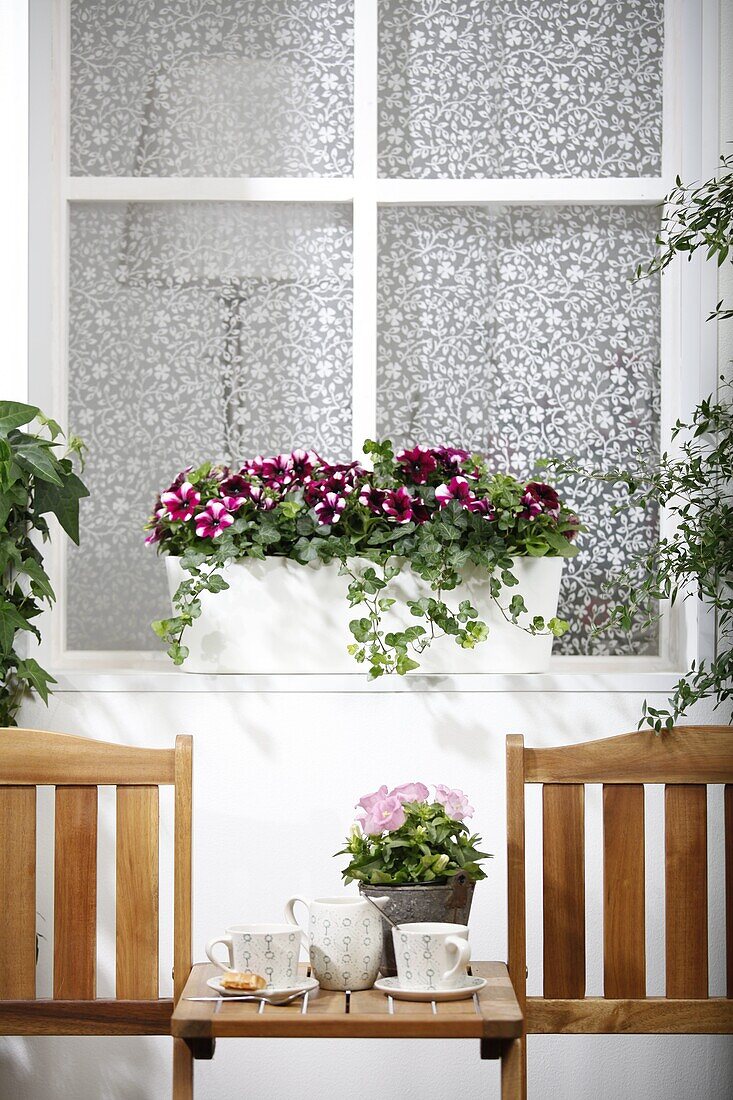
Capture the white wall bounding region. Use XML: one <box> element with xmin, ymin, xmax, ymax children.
<box><xmin>1</xmin><ymin>688</ymin><xmax>731</xmax><ymax>1100</ymax></box>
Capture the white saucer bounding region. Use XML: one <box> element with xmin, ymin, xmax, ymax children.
<box><xmin>206</xmin><ymin>975</ymin><xmax>318</xmax><ymax>1003</ymax></box>
<box><xmin>374</xmin><ymin>975</ymin><xmax>486</xmax><ymax>1002</ymax></box>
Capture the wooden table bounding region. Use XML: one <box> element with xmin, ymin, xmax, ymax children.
<box><xmin>173</xmin><ymin>962</ymin><xmax>524</xmax><ymax>1097</ymax></box>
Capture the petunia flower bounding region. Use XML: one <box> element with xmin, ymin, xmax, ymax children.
<box><xmin>434</xmin><ymin>785</ymin><xmax>474</xmax><ymax>821</ymax></box>
<box><xmin>435</xmin><ymin>476</ymin><xmax>475</xmax><ymax>508</ymax></box>
<box><xmin>362</xmin><ymin>795</ymin><xmax>407</xmax><ymax>835</ymax></box>
<box><xmin>465</xmin><ymin>497</ymin><xmax>495</xmax><ymax>520</ymax></box>
<box><xmin>220</xmin><ymin>494</ymin><xmax>247</xmax><ymax>512</ymax></box>
<box><xmin>356</xmin><ymin>785</ymin><xmax>389</xmax><ymax>817</ymax></box>
<box><xmin>195</xmin><ymin>500</ymin><xmax>234</xmax><ymax>539</ymax></box>
<box><xmin>161</xmin><ymin>481</ymin><xmax>201</xmax><ymax>522</ymax></box>
<box><xmin>358</xmin><ymin>485</ymin><xmax>387</xmax><ymax>514</ymax></box>
<box><xmin>246</xmin><ymin>486</ymin><xmax>276</xmax><ymax>511</ymax></box>
<box><xmin>410</xmin><ymin>498</ymin><xmax>432</xmax><ymax>524</ymax></box>
<box><xmin>383</xmin><ymin>487</ymin><xmax>414</xmax><ymax>523</ymax></box>
<box><xmin>563</xmin><ymin>514</ymin><xmax>581</xmax><ymax>541</ymax></box>
<box><xmin>396</xmin><ymin>445</ymin><xmax>438</xmax><ymax>484</ymax></box>
<box><xmin>220</xmin><ymin>473</ymin><xmax>251</xmax><ymax>497</ymax></box>
<box><xmin>521</xmin><ymin>482</ymin><xmax>560</xmax><ymax>520</ymax></box>
<box><xmin>144</xmin><ymin>504</ymin><xmax>166</xmax><ymax>544</ymax></box>
<box><xmin>261</xmin><ymin>454</ymin><xmax>294</xmax><ymax>486</ymax></box>
<box><xmin>290</xmin><ymin>449</ymin><xmax>319</xmax><ymax>481</ymax></box>
<box><xmin>314</xmin><ymin>492</ymin><xmax>347</xmax><ymax>525</ymax></box>
<box><xmin>434</xmin><ymin>446</ymin><xmax>470</xmax><ymax>470</ymax></box>
<box><xmin>389</xmin><ymin>782</ymin><xmax>430</xmax><ymax>803</ymax></box>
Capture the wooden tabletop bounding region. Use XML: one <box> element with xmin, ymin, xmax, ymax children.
<box><xmin>172</xmin><ymin>963</ymin><xmax>523</xmax><ymax>1041</ymax></box>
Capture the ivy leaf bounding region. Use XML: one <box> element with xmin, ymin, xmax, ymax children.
<box><xmin>34</xmin><ymin>471</ymin><xmax>89</xmax><ymax>544</ymax></box>
<box><xmin>17</xmin><ymin>558</ymin><xmax>55</xmax><ymax>603</ymax></box>
<box><xmin>0</xmin><ymin>600</ymin><xmax>35</xmax><ymax>654</ymax></box>
<box><xmin>15</xmin><ymin>657</ymin><xmax>56</xmax><ymax>705</ymax></box>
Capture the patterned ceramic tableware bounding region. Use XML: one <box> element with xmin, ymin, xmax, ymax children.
<box><xmin>284</xmin><ymin>895</ymin><xmax>389</xmax><ymax>991</ymax></box>
<box><xmin>391</xmin><ymin>921</ymin><xmax>471</xmax><ymax>990</ymax></box>
<box><xmin>205</xmin><ymin>923</ymin><xmax>303</xmax><ymax>989</ymax></box>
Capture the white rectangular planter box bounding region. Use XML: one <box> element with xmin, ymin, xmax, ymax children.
<box><xmin>165</xmin><ymin>556</ymin><xmax>564</xmax><ymax>675</ymax></box>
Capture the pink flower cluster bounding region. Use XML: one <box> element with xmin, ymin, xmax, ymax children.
<box><xmin>521</xmin><ymin>482</ymin><xmax>560</xmax><ymax>521</ymax></box>
<box><xmin>435</xmin><ymin>476</ymin><xmax>495</xmax><ymax>519</ymax></box>
<box><xmin>355</xmin><ymin>782</ymin><xmax>474</xmax><ymax>836</ymax></box>
<box><xmin>396</xmin><ymin>445</ymin><xmax>472</xmax><ymax>484</ymax></box>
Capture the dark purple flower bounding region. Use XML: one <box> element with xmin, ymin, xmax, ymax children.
<box><xmin>220</xmin><ymin>473</ymin><xmax>251</xmax><ymax>496</ymax></box>
<box><xmin>521</xmin><ymin>482</ymin><xmax>560</xmax><ymax>520</ymax></box>
<box><xmin>304</xmin><ymin>478</ymin><xmax>330</xmax><ymax>506</ymax></box>
<box><xmin>195</xmin><ymin>500</ymin><xmax>234</xmax><ymax>539</ymax></box>
<box><xmin>564</xmin><ymin>514</ymin><xmax>581</xmax><ymax>541</ymax></box>
<box><xmin>435</xmin><ymin>476</ymin><xmax>475</xmax><ymax>508</ymax></box>
<box><xmin>434</xmin><ymin>446</ymin><xmax>471</xmax><ymax>470</ymax></box>
<box><xmin>315</xmin><ymin>492</ymin><xmax>347</xmax><ymax>526</ymax></box>
<box><xmin>144</xmin><ymin>504</ymin><xmax>166</xmax><ymax>544</ymax></box>
<box><xmin>383</xmin><ymin>487</ymin><xmax>414</xmax><ymax>523</ymax></box>
<box><xmin>289</xmin><ymin>449</ymin><xmax>319</xmax><ymax>481</ymax></box>
<box><xmin>161</xmin><ymin>481</ymin><xmax>201</xmax><ymax>522</ymax></box>
<box><xmin>466</xmin><ymin>497</ymin><xmax>495</xmax><ymax>520</ymax></box>
<box><xmin>209</xmin><ymin>464</ymin><xmax>231</xmax><ymax>483</ymax></box>
<box><xmin>163</xmin><ymin>466</ymin><xmax>193</xmax><ymax>495</ymax></box>
<box><xmin>396</xmin><ymin>445</ymin><xmax>438</xmax><ymax>484</ymax></box>
<box><xmin>358</xmin><ymin>485</ymin><xmax>388</xmax><ymax>514</ymax></box>
<box><xmin>260</xmin><ymin>454</ymin><xmax>294</xmax><ymax>487</ymax></box>
<box><xmin>410</xmin><ymin>498</ymin><xmax>432</xmax><ymax>524</ymax></box>
<box><xmin>246</xmin><ymin>486</ymin><xmax>276</xmax><ymax>511</ymax></box>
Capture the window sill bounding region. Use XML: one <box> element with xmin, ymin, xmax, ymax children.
<box><xmin>47</xmin><ymin>655</ymin><xmax>684</xmax><ymax>693</ymax></box>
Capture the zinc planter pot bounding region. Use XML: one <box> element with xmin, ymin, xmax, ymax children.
<box><xmin>164</xmin><ymin>554</ymin><xmax>563</xmax><ymax>675</ymax></box>
<box><xmin>359</xmin><ymin>879</ymin><xmax>476</xmax><ymax>977</ymax></box>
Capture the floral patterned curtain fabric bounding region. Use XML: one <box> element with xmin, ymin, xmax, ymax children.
<box><xmin>377</xmin><ymin>205</ymin><xmax>661</xmax><ymax>654</ymax></box>
<box><xmin>70</xmin><ymin>0</ymin><xmax>354</xmax><ymax>176</ymax></box>
<box><xmin>67</xmin><ymin>202</ymin><xmax>353</xmax><ymax>649</ymax></box>
<box><xmin>378</xmin><ymin>0</ymin><xmax>664</xmax><ymax>178</ymax></box>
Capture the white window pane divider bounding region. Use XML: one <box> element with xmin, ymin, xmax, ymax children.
<box><xmin>33</xmin><ymin>0</ymin><xmax>718</xmax><ymax>679</ymax></box>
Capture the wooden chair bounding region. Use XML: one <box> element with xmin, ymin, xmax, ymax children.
<box><xmin>0</xmin><ymin>728</ymin><xmax>194</xmax><ymax>1099</ymax></box>
<box><xmin>506</xmin><ymin>725</ymin><xmax>733</xmax><ymax>1097</ymax></box>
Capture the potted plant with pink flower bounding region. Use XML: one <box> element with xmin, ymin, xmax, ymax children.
<box><xmin>336</xmin><ymin>781</ymin><xmax>490</xmax><ymax>975</ymax></box>
<box><xmin>146</xmin><ymin>438</ymin><xmax>581</xmax><ymax>676</ymax></box>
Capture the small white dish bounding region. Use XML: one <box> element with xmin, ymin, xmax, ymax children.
<box><xmin>206</xmin><ymin>975</ymin><xmax>318</xmax><ymax>1003</ymax></box>
<box><xmin>374</xmin><ymin>975</ymin><xmax>486</xmax><ymax>1002</ymax></box>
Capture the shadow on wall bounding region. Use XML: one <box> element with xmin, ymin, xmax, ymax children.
<box><xmin>0</xmin><ymin>1035</ymin><xmax>170</xmax><ymax>1100</ymax></box>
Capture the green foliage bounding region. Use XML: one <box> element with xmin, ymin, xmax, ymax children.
<box><xmin>149</xmin><ymin>448</ymin><xmax>581</xmax><ymax>677</ymax></box>
<box><xmin>553</xmin><ymin>153</ymin><xmax>733</xmax><ymax>730</ymax></box>
<box><xmin>336</xmin><ymin>800</ymin><xmax>491</xmax><ymax>886</ymax></box>
<box><xmin>0</xmin><ymin>403</ymin><xmax>88</xmax><ymax>725</ymax></box>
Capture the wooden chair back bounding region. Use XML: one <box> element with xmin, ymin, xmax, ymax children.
<box><xmin>0</xmin><ymin>728</ymin><xmax>192</xmax><ymax>1034</ymax></box>
<box><xmin>507</xmin><ymin>726</ymin><xmax>733</xmax><ymax>1047</ymax></box>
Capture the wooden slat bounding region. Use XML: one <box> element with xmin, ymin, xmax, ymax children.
<box><xmin>603</xmin><ymin>784</ymin><xmax>646</xmax><ymax>998</ymax></box>
<box><xmin>116</xmin><ymin>786</ymin><xmax>159</xmax><ymax>999</ymax></box>
<box><xmin>543</xmin><ymin>784</ymin><xmax>585</xmax><ymax>998</ymax></box>
<box><xmin>725</xmin><ymin>785</ymin><xmax>733</xmax><ymax>999</ymax></box>
<box><xmin>525</xmin><ymin>726</ymin><xmax>733</xmax><ymax>785</ymax></box>
<box><xmin>665</xmin><ymin>785</ymin><xmax>708</xmax><ymax>998</ymax></box>
<box><xmin>0</xmin><ymin>998</ymin><xmax>172</xmax><ymax>1035</ymax></box>
<box><xmin>0</xmin><ymin>787</ymin><xmax>36</xmax><ymax>997</ymax></box>
<box><xmin>174</xmin><ymin>735</ymin><xmax>193</xmax><ymax>1003</ymax></box>
<box><xmin>527</xmin><ymin>997</ymin><xmax>733</xmax><ymax>1034</ymax></box>
<box><xmin>54</xmin><ymin>786</ymin><xmax>97</xmax><ymax>999</ymax></box>
<box><xmin>506</xmin><ymin>735</ymin><xmax>527</xmax><ymax>1014</ymax></box>
<box><xmin>0</xmin><ymin>728</ymin><xmax>175</xmax><ymax>785</ymax></box>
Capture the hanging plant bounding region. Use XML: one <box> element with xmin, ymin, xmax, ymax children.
<box><xmin>551</xmin><ymin>153</ymin><xmax>733</xmax><ymax>729</ymax></box>
<box><xmin>0</xmin><ymin>402</ymin><xmax>88</xmax><ymax>726</ymax></box>
<box><xmin>147</xmin><ymin>441</ymin><xmax>581</xmax><ymax>678</ymax></box>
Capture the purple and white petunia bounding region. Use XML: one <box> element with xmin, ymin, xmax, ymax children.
<box><xmin>161</xmin><ymin>481</ymin><xmax>201</xmax><ymax>522</ymax></box>
<box><xmin>358</xmin><ymin>484</ymin><xmax>388</xmax><ymax>514</ymax></box>
<box><xmin>435</xmin><ymin>476</ymin><xmax>475</xmax><ymax>508</ymax></box>
<box><xmin>383</xmin><ymin>487</ymin><xmax>414</xmax><ymax>523</ymax></box>
<box><xmin>289</xmin><ymin>449</ymin><xmax>319</xmax><ymax>481</ymax></box>
<box><xmin>521</xmin><ymin>482</ymin><xmax>560</xmax><ymax>520</ymax></box>
<box><xmin>195</xmin><ymin>500</ymin><xmax>234</xmax><ymax>539</ymax></box>
<box><xmin>314</xmin><ymin>492</ymin><xmax>347</xmax><ymax>526</ymax></box>
<box><xmin>396</xmin><ymin>445</ymin><xmax>437</xmax><ymax>484</ymax></box>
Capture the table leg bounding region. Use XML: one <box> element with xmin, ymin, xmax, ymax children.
<box><xmin>173</xmin><ymin>1037</ymin><xmax>193</xmax><ymax>1100</ymax></box>
<box><xmin>500</xmin><ymin>1037</ymin><xmax>526</xmax><ymax>1100</ymax></box>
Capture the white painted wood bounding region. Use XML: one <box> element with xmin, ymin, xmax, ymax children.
<box><xmin>65</xmin><ymin>177</ymin><xmax>355</xmax><ymax>203</ymax></box>
<box><xmin>351</xmin><ymin>0</ymin><xmax>379</xmax><ymax>455</ymax></box>
<box><xmin>376</xmin><ymin>178</ymin><xmax>670</xmax><ymax>205</ymax></box>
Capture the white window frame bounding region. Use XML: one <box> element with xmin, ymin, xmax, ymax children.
<box><xmin>27</xmin><ymin>0</ymin><xmax>722</xmax><ymax>691</ymax></box>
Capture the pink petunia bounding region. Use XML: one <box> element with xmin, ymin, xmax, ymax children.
<box><xmin>396</xmin><ymin>446</ymin><xmax>437</xmax><ymax>484</ymax></box>
<box><xmin>161</xmin><ymin>481</ymin><xmax>200</xmax><ymax>522</ymax></box>
<box><xmin>389</xmin><ymin>782</ymin><xmax>430</xmax><ymax>803</ymax></box>
<box><xmin>356</xmin><ymin>785</ymin><xmax>389</xmax><ymax>817</ymax></box>
<box><xmin>521</xmin><ymin>482</ymin><xmax>560</xmax><ymax>521</ymax></box>
<box><xmin>195</xmin><ymin>500</ymin><xmax>234</xmax><ymax>539</ymax></box>
<box><xmin>434</xmin><ymin>784</ymin><xmax>474</xmax><ymax>821</ymax></box>
<box><xmin>435</xmin><ymin>476</ymin><xmax>475</xmax><ymax>508</ymax></box>
<box><xmin>362</xmin><ymin>795</ymin><xmax>406</xmax><ymax>835</ymax></box>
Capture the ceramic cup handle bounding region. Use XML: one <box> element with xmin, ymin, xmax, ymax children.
<box><xmin>442</xmin><ymin>936</ymin><xmax>471</xmax><ymax>982</ymax></box>
<box><xmin>284</xmin><ymin>895</ymin><xmax>311</xmax><ymax>959</ymax></box>
<box><xmin>206</xmin><ymin>935</ymin><xmax>234</xmax><ymax>972</ymax></box>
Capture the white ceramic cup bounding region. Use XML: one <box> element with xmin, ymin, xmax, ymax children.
<box><xmin>205</xmin><ymin>924</ymin><xmax>304</xmax><ymax>989</ymax></box>
<box><xmin>284</xmin><ymin>895</ymin><xmax>388</xmax><ymax>990</ymax></box>
<box><xmin>391</xmin><ymin>922</ymin><xmax>471</xmax><ymax>990</ymax></box>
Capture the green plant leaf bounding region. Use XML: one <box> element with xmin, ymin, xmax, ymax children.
<box><xmin>34</xmin><ymin>471</ymin><xmax>89</xmax><ymax>544</ymax></box>
<box><xmin>0</xmin><ymin>401</ymin><xmax>40</xmax><ymax>434</ymax></box>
